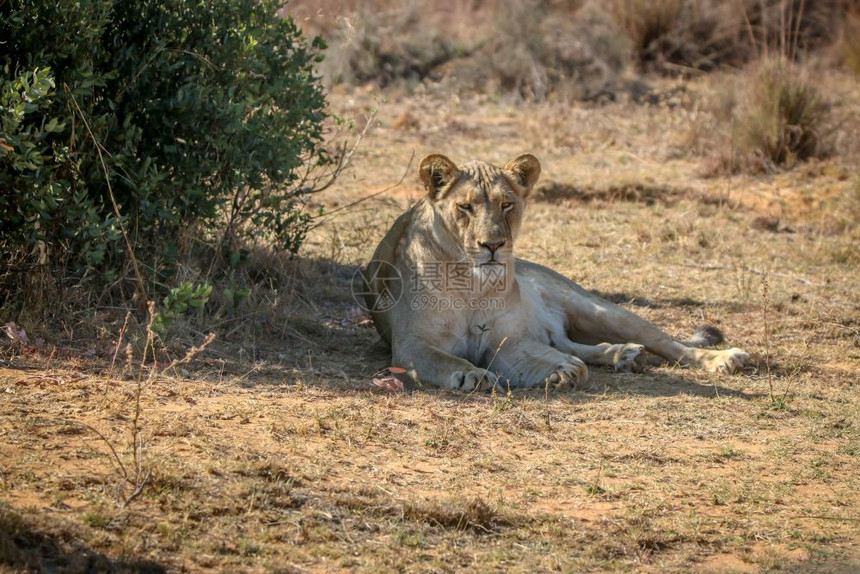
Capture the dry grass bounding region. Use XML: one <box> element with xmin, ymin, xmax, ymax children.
<box><xmin>2</xmin><ymin>68</ymin><xmax>860</xmax><ymax>571</ymax></box>
<box><xmin>716</xmin><ymin>57</ymin><xmax>828</xmax><ymax>172</ymax></box>
<box><xmin>608</xmin><ymin>0</ymin><xmax>849</xmax><ymax>74</ymax></box>
<box><xmin>297</xmin><ymin>0</ymin><xmax>850</xmax><ymax>101</ymax></box>
<box><xmin>841</xmin><ymin>6</ymin><xmax>860</xmax><ymax>75</ymax></box>
<box><xmin>291</xmin><ymin>0</ymin><xmax>628</xmax><ymax>101</ymax></box>
<box><xmin>321</xmin><ymin>6</ymin><xmax>460</xmax><ymax>87</ymax></box>
<box><xmin>608</xmin><ymin>0</ymin><xmax>685</xmax><ymax>69</ymax></box>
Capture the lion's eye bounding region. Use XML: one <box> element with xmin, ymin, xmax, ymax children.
<box><xmin>458</xmin><ymin>203</ymin><xmax>473</xmax><ymax>214</ymax></box>
<box><xmin>501</xmin><ymin>202</ymin><xmax>514</xmax><ymax>212</ymax></box>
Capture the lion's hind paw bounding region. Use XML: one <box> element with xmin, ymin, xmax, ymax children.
<box><xmin>545</xmin><ymin>355</ymin><xmax>588</xmax><ymax>390</ymax></box>
<box><xmin>610</xmin><ymin>343</ymin><xmax>646</xmax><ymax>373</ymax></box>
<box><xmin>705</xmin><ymin>348</ymin><xmax>750</xmax><ymax>374</ymax></box>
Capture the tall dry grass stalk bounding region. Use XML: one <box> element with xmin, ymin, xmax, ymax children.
<box><xmin>761</xmin><ymin>275</ymin><xmax>774</xmax><ymax>403</ymax></box>
<box><xmin>842</xmin><ymin>7</ymin><xmax>860</xmax><ymax>75</ymax></box>
<box><xmin>733</xmin><ymin>56</ymin><xmax>826</xmax><ymax>170</ymax></box>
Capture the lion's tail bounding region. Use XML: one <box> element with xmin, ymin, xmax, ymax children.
<box><xmin>682</xmin><ymin>325</ymin><xmax>725</xmax><ymax>348</ymax></box>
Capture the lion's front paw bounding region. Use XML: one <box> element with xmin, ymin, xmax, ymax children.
<box><xmin>544</xmin><ymin>355</ymin><xmax>588</xmax><ymax>390</ymax></box>
<box><xmin>704</xmin><ymin>348</ymin><xmax>749</xmax><ymax>374</ymax></box>
<box><xmin>449</xmin><ymin>369</ymin><xmax>499</xmax><ymax>391</ymax></box>
<box><xmin>606</xmin><ymin>343</ymin><xmax>646</xmax><ymax>373</ymax></box>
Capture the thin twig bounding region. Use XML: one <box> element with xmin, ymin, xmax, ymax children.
<box><xmin>162</xmin><ymin>332</ymin><xmax>216</xmax><ymax>377</ymax></box>
<box><xmin>472</xmin><ymin>335</ymin><xmax>508</xmax><ymax>394</ymax></box>
<box><xmin>109</xmin><ymin>311</ymin><xmax>132</xmax><ymax>377</ymax></box>
<box><xmin>65</xmin><ymin>86</ymin><xmax>147</xmax><ymax>304</ymax></box>
<box><xmin>308</xmin><ymin>150</ymin><xmax>416</xmax><ymax>231</ymax></box>
<box><xmin>40</xmin><ymin>419</ymin><xmax>129</xmax><ymax>482</ymax></box>
<box><xmin>762</xmin><ymin>275</ymin><xmax>774</xmax><ymax>403</ymax></box>
<box><xmin>791</xmin><ymin>0</ymin><xmax>806</xmax><ymax>62</ymax></box>
<box><xmin>122</xmin><ymin>468</ymin><xmax>152</xmax><ymax>508</ymax></box>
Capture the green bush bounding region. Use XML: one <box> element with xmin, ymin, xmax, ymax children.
<box><xmin>153</xmin><ymin>282</ymin><xmax>213</xmax><ymax>339</ymax></box>
<box><xmin>1</xmin><ymin>0</ymin><xmax>330</xmax><ymax>299</ymax></box>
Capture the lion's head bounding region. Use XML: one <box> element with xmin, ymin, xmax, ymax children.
<box><xmin>417</xmin><ymin>153</ymin><xmax>541</xmax><ymax>268</ymax></box>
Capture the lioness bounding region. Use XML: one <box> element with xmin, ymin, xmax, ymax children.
<box><xmin>363</xmin><ymin>153</ymin><xmax>749</xmax><ymax>390</ymax></box>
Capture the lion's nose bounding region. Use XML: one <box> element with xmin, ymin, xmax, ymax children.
<box><xmin>480</xmin><ymin>240</ymin><xmax>506</xmax><ymax>254</ymax></box>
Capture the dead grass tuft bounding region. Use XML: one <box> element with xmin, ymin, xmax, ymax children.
<box><xmin>590</xmin><ymin>0</ymin><xmax>847</xmax><ymax>75</ymax></box>
<box><xmin>401</xmin><ymin>496</ymin><xmax>510</xmax><ymax>533</ymax></box>
<box><xmin>605</xmin><ymin>0</ymin><xmax>765</xmax><ymax>73</ymax></box>
<box><xmin>608</xmin><ymin>0</ymin><xmax>683</xmax><ymax>69</ymax></box>
<box><xmin>738</xmin><ymin>58</ymin><xmax>826</xmax><ymax>168</ymax></box>
<box><xmin>710</xmin><ymin>57</ymin><xmax>828</xmax><ymax>173</ymax></box>
<box><xmin>482</xmin><ymin>0</ymin><xmax>553</xmax><ymax>101</ymax></box>
<box><xmin>481</xmin><ymin>1</ymin><xmax>626</xmax><ymax>102</ymax></box>
<box><xmin>322</xmin><ymin>5</ymin><xmax>462</xmax><ymax>87</ymax></box>
<box><xmin>329</xmin><ymin>489</ymin><xmax>511</xmax><ymax>534</ymax></box>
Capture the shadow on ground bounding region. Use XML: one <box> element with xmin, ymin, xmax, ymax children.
<box><xmin>0</xmin><ymin>505</ymin><xmax>166</xmax><ymax>573</ymax></box>
<box><xmin>209</xmin><ymin>257</ymin><xmax>762</xmax><ymax>403</ymax></box>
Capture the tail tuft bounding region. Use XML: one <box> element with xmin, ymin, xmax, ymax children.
<box><xmin>684</xmin><ymin>325</ymin><xmax>725</xmax><ymax>348</ymax></box>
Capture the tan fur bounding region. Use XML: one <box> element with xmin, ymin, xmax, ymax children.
<box><xmin>364</xmin><ymin>154</ymin><xmax>749</xmax><ymax>390</ymax></box>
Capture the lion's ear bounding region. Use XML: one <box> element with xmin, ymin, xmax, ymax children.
<box><xmin>419</xmin><ymin>154</ymin><xmax>461</xmax><ymax>199</ymax></box>
<box><xmin>504</xmin><ymin>154</ymin><xmax>541</xmax><ymax>196</ymax></box>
